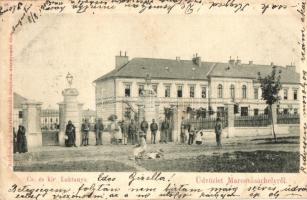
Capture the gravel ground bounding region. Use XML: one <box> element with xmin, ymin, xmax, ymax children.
<box><xmin>13</xmin><ymin>136</ymin><xmax>300</xmax><ymax>172</ymax></box>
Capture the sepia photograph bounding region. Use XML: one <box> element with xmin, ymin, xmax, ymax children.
<box><xmin>11</xmin><ymin>14</ymin><xmax>300</xmax><ymax>173</ymax></box>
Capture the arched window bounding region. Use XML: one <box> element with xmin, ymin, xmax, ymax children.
<box><xmin>242</xmin><ymin>85</ymin><xmax>247</xmax><ymax>99</ymax></box>
<box><xmin>230</xmin><ymin>84</ymin><xmax>235</xmax><ymax>99</ymax></box>
<box><xmin>218</xmin><ymin>84</ymin><xmax>223</xmax><ymax>98</ymax></box>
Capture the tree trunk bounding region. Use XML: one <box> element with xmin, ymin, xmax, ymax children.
<box><xmin>270</xmin><ymin>104</ymin><xmax>277</xmax><ymax>143</ymax></box>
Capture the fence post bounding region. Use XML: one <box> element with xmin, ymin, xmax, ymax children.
<box><xmin>226</xmin><ymin>102</ymin><xmax>235</xmax><ymax>138</ymax></box>
<box><xmin>22</xmin><ymin>100</ymin><xmax>43</xmax><ymax>151</ymax></box>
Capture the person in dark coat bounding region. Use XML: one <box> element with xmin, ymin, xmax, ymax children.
<box><xmin>81</xmin><ymin>119</ymin><xmax>90</xmax><ymax>146</ymax></box>
<box><xmin>215</xmin><ymin>118</ymin><xmax>223</xmax><ymax>147</ymax></box>
<box><xmin>65</xmin><ymin>120</ymin><xmax>76</xmax><ymax>147</ymax></box>
<box><xmin>180</xmin><ymin>118</ymin><xmax>186</xmax><ymax>144</ymax></box>
<box><xmin>150</xmin><ymin>119</ymin><xmax>158</xmax><ymax>144</ymax></box>
<box><xmin>128</xmin><ymin>119</ymin><xmax>138</xmax><ymax>145</ymax></box>
<box><xmin>94</xmin><ymin>118</ymin><xmax>104</xmax><ymax>145</ymax></box>
<box><xmin>17</xmin><ymin>125</ymin><xmax>28</xmax><ymax>153</ymax></box>
<box><xmin>13</xmin><ymin>127</ymin><xmax>17</xmax><ymax>153</ymax></box>
<box><xmin>161</xmin><ymin>119</ymin><xmax>169</xmax><ymax>143</ymax></box>
<box><xmin>140</xmin><ymin>118</ymin><xmax>149</xmax><ymax>140</ymax></box>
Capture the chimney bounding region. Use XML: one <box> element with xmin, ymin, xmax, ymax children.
<box><xmin>115</xmin><ymin>51</ymin><xmax>129</xmax><ymax>69</ymax></box>
<box><xmin>249</xmin><ymin>61</ymin><xmax>253</xmax><ymax>65</ymax></box>
<box><xmin>236</xmin><ymin>59</ymin><xmax>241</xmax><ymax>65</ymax></box>
<box><xmin>176</xmin><ymin>56</ymin><xmax>180</xmax><ymax>61</ymax></box>
<box><xmin>270</xmin><ymin>62</ymin><xmax>274</xmax><ymax>66</ymax></box>
<box><xmin>286</xmin><ymin>64</ymin><xmax>296</xmax><ymax>72</ymax></box>
<box><xmin>193</xmin><ymin>53</ymin><xmax>201</xmax><ymax>67</ymax></box>
<box><xmin>228</xmin><ymin>56</ymin><xmax>235</xmax><ymax>65</ymax></box>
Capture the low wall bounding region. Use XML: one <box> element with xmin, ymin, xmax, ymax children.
<box><xmin>200</xmin><ymin>124</ymin><xmax>299</xmax><ymax>140</ymax></box>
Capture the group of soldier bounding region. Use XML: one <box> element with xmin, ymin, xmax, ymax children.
<box><xmin>64</xmin><ymin>117</ymin><xmax>171</xmax><ymax>147</ymax></box>
<box><xmin>180</xmin><ymin>117</ymin><xmax>223</xmax><ymax>147</ymax></box>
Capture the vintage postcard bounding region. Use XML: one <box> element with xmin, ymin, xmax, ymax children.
<box><xmin>0</xmin><ymin>0</ymin><xmax>306</xmax><ymax>199</ymax></box>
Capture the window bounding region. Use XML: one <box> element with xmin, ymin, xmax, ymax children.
<box><xmin>124</xmin><ymin>84</ymin><xmax>131</xmax><ymax>97</ymax></box>
<box><xmin>50</xmin><ymin>118</ymin><xmax>53</xmax><ymax>123</ymax></box>
<box><xmin>165</xmin><ymin>85</ymin><xmax>171</xmax><ymax>97</ymax></box>
<box><xmin>218</xmin><ymin>84</ymin><xmax>223</xmax><ymax>98</ymax></box>
<box><xmin>56</xmin><ymin>118</ymin><xmax>58</xmax><ymax>123</ymax></box>
<box><xmin>254</xmin><ymin>109</ymin><xmax>259</xmax><ymax>116</ymax></box>
<box><xmin>18</xmin><ymin>111</ymin><xmax>23</xmax><ymax>119</ymax></box>
<box><xmin>45</xmin><ymin>118</ymin><xmax>47</xmax><ymax>123</ymax></box>
<box><xmin>254</xmin><ymin>87</ymin><xmax>258</xmax><ymax>99</ymax></box>
<box><xmin>177</xmin><ymin>85</ymin><xmax>183</xmax><ymax>98</ymax></box>
<box><xmin>264</xmin><ymin>107</ymin><xmax>269</xmax><ymax>115</ymax></box>
<box><xmin>230</xmin><ymin>84</ymin><xmax>235</xmax><ymax>99</ymax></box>
<box><xmin>283</xmin><ymin>108</ymin><xmax>289</xmax><ymax>115</ymax></box>
<box><xmin>293</xmin><ymin>89</ymin><xmax>298</xmax><ymax>100</ymax></box>
<box><xmin>189</xmin><ymin>85</ymin><xmax>195</xmax><ymax>98</ymax></box>
<box><xmin>138</xmin><ymin>85</ymin><xmax>144</xmax><ymax>96</ymax></box>
<box><xmin>283</xmin><ymin>89</ymin><xmax>288</xmax><ymax>100</ymax></box>
<box><xmin>152</xmin><ymin>85</ymin><xmax>158</xmax><ymax>96</ymax></box>
<box><xmin>217</xmin><ymin>107</ymin><xmax>225</xmax><ymax>117</ymax></box>
<box><xmin>201</xmin><ymin>86</ymin><xmax>207</xmax><ymax>98</ymax></box>
<box><xmin>242</xmin><ymin>85</ymin><xmax>247</xmax><ymax>99</ymax></box>
<box><xmin>241</xmin><ymin>107</ymin><xmax>248</xmax><ymax>116</ymax></box>
<box><xmin>294</xmin><ymin>108</ymin><xmax>298</xmax><ymax>114</ymax></box>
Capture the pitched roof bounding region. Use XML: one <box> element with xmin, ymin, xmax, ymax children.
<box><xmin>94</xmin><ymin>58</ymin><xmax>214</xmax><ymax>82</ymax></box>
<box><xmin>94</xmin><ymin>57</ymin><xmax>299</xmax><ymax>84</ymax></box>
<box><xmin>210</xmin><ymin>63</ymin><xmax>299</xmax><ymax>84</ymax></box>
<box><xmin>14</xmin><ymin>92</ymin><xmax>27</xmax><ymax>109</ymax></box>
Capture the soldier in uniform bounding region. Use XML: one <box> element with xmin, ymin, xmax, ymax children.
<box><xmin>150</xmin><ymin>119</ymin><xmax>158</xmax><ymax>144</ymax></box>
<box><xmin>160</xmin><ymin>118</ymin><xmax>169</xmax><ymax>143</ymax></box>
<box><xmin>128</xmin><ymin>119</ymin><xmax>138</xmax><ymax>145</ymax></box>
<box><xmin>121</xmin><ymin>119</ymin><xmax>129</xmax><ymax>145</ymax></box>
<box><xmin>140</xmin><ymin>117</ymin><xmax>149</xmax><ymax>141</ymax></box>
<box><xmin>94</xmin><ymin>118</ymin><xmax>104</xmax><ymax>145</ymax></box>
<box><xmin>215</xmin><ymin>117</ymin><xmax>223</xmax><ymax>147</ymax></box>
<box><xmin>81</xmin><ymin>119</ymin><xmax>90</xmax><ymax>146</ymax></box>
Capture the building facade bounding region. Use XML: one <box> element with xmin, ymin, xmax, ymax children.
<box><xmin>94</xmin><ymin>53</ymin><xmax>300</xmax><ymax>124</ymax></box>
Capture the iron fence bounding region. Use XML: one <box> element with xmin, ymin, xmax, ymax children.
<box><xmin>234</xmin><ymin>114</ymin><xmax>270</xmax><ymax>127</ymax></box>
<box><xmin>183</xmin><ymin>113</ymin><xmax>228</xmax><ymax>130</ymax></box>
<box><xmin>277</xmin><ymin>113</ymin><xmax>300</xmax><ymax>124</ymax></box>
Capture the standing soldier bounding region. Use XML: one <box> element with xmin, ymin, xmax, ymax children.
<box><xmin>161</xmin><ymin>118</ymin><xmax>169</xmax><ymax>143</ymax></box>
<box><xmin>180</xmin><ymin>117</ymin><xmax>186</xmax><ymax>144</ymax></box>
<box><xmin>121</xmin><ymin>119</ymin><xmax>129</xmax><ymax>145</ymax></box>
<box><xmin>94</xmin><ymin>118</ymin><xmax>104</xmax><ymax>145</ymax></box>
<box><xmin>140</xmin><ymin>117</ymin><xmax>149</xmax><ymax>141</ymax></box>
<box><xmin>214</xmin><ymin>118</ymin><xmax>223</xmax><ymax>147</ymax></box>
<box><xmin>128</xmin><ymin>119</ymin><xmax>138</xmax><ymax>145</ymax></box>
<box><xmin>81</xmin><ymin>119</ymin><xmax>90</xmax><ymax>146</ymax></box>
<box><xmin>150</xmin><ymin>119</ymin><xmax>158</xmax><ymax>144</ymax></box>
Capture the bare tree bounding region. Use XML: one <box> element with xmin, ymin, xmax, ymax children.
<box><xmin>258</xmin><ymin>66</ymin><xmax>282</xmax><ymax>142</ymax></box>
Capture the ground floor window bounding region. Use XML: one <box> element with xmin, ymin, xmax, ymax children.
<box><xmin>241</xmin><ymin>107</ymin><xmax>248</xmax><ymax>116</ymax></box>
<box><xmin>217</xmin><ymin>107</ymin><xmax>225</xmax><ymax>117</ymax></box>
<box><xmin>254</xmin><ymin>109</ymin><xmax>259</xmax><ymax>116</ymax></box>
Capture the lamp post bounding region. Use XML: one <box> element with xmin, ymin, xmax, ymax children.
<box><xmin>66</xmin><ymin>72</ymin><xmax>73</xmax><ymax>88</ymax></box>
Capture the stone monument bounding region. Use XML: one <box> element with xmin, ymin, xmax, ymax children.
<box><xmin>58</xmin><ymin>73</ymin><xmax>83</xmax><ymax>146</ymax></box>
<box><xmin>138</xmin><ymin>74</ymin><xmax>159</xmax><ymax>143</ymax></box>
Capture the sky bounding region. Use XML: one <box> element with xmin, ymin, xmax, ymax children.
<box><xmin>13</xmin><ymin>10</ymin><xmax>301</xmax><ymax>110</ymax></box>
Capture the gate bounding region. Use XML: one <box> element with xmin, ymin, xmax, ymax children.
<box><xmin>183</xmin><ymin>111</ymin><xmax>228</xmax><ymax>130</ymax></box>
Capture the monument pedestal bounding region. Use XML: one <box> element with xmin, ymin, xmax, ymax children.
<box><xmin>22</xmin><ymin>100</ymin><xmax>43</xmax><ymax>151</ymax></box>
<box><xmin>58</xmin><ymin>88</ymin><xmax>83</xmax><ymax>146</ymax></box>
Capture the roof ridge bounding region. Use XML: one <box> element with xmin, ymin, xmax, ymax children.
<box><xmin>206</xmin><ymin>63</ymin><xmax>217</xmax><ymax>77</ymax></box>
